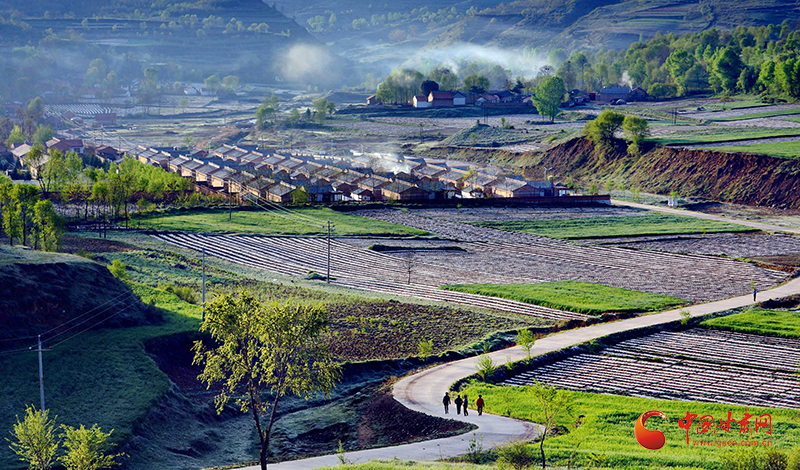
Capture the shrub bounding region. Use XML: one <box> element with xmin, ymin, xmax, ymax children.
<box><xmin>476</xmin><ymin>354</ymin><xmax>497</xmax><ymax>379</ymax></box>
<box><xmin>417</xmin><ymin>339</ymin><xmax>433</xmax><ymax>358</ymax></box>
<box><xmin>160</xmin><ymin>284</ymin><xmax>198</xmax><ymax>304</ymax></box>
<box><xmin>497</xmin><ymin>441</ymin><xmax>538</xmax><ymax>470</ymax></box>
<box><xmin>108</xmin><ymin>259</ymin><xmax>129</xmax><ymax>281</ymax></box>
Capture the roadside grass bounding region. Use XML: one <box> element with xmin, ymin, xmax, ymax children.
<box><xmin>700</xmin><ymin>141</ymin><xmax>800</xmax><ymax>159</ymax></box>
<box><xmin>707</xmin><ymin>109</ymin><xmax>800</xmax><ymax>122</ymax></box>
<box><xmin>651</xmin><ymin>128</ymin><xmax>800</xmax><ymax>146</ymax></box>
<box><xmin>440</xmin><ymin>281</ymin><xmax>687</xmax><ymax>316</ymax></box>
<box><xmin>470</xmin><ymin>213</ymin><xmax>754</xmax><ymax>239</ymax></box>
<box><xmin>782</xmin><ymin>117</ymin><xmax>800</xmax><ymax>124</ymax></box>
<box><xmin>134</xmin><ymin>207</ymin><xmax>428</xmax><ymax>236</ymax></box>
<box><xmin>701</xmin><ymin>308</ymin><xmax>800</xmax><ymax>338</ymax></box>
<box><xmin>460</xmin><ymin>382</ymin><xmax>799</xmax><ymax>469</ymax></box>
<box><xmin>0</xmin><ymin>283</ymin><xmax>200</xmax><ymax>470</ymax></box>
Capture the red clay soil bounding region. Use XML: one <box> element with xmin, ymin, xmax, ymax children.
<box><xmin>533</xmin><ymin>137</ymin><xmax>800</xmax><ymax>209</ymax></box>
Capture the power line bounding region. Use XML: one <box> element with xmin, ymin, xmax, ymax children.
<box><xmin>42</xmin><ymin>292</ymin><xmax>137</xmax><ymax>344</ymax></box>
<box><xmin>47</xmin><ymin>303</ymin><xmax>136</xmax><ymax>350</ymax></box>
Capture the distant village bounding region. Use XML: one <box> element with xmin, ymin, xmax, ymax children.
<box><xmin>369</xmin><ymin>86</ymin><xmax>649</xmax><ymax>109</ymax></box>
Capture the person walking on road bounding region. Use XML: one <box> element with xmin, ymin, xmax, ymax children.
<box><xmin>463</xmin><ymin>394</ymin><xmax>469</xmax><ymax>416</ymax></box>
<box><xmin>454</xmin><ymin>394</ymin><xmax>462</xmax><ymax>415</ymax></box>
<box><xmin>442</xmin><ymin>392</ymin><xmax>451</xmax><ymax>414</ymax></box>
<box><xmin>754</xmin><ymin>287</ymin><xmax>758</xmax><ymax>302</ymax></box>
<box><xmin>476</xmin><ymin>395</ymin><xmax>485</xmax><ymax>416</ymax></box>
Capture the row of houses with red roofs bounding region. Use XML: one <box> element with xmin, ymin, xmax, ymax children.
<box><xmin>126</xmin><ymin>144</ymin><xmax>568</xmax><ymax>204</ymax></box>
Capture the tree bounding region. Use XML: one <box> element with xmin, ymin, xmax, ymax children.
<box><xmin>665</xmin><ymin>49</ymin><xmax>696</xmax><ymax>96</ymax></box>
<box><xmin>192</xmin><ymin>291</ymin><xmax>341</xmax><ymax>470</ymax></box>
<box><xmin>622</xmin><ymin>115</ymin><xmax>650</xmax><ymax>156</ymax></box>
<box><xmin>312</xmin><ymin>98</ymin><xmax>335</xmax><ymax>123</ymax></box>
<box><xmin>6</xmin><ymin>124</ymin><xmax>25</xmax><ymax>147</ymax></box>
<box><xmin>710</xmin><ymin>47</ymin><xmax>744</xmax><ymax>94</ymax></box>
<box><xmin>60</xmin><ymin>424</ymin><xmax>123</xmax><ymax>470</ymax></box>
<box><xmin>529</xmin><ymin>381</ymin><xmax>573</xmax><ymax>470</ymax></box>
<box><xmin>534</xmin><ymin>76</ymin><xmax>565</xmax><ymax>122</ymax></box>
<box><xmin>420</xmin><ymin>80</ymin><xmax>439</xmax><ymax>95</ymax></box>
<box><xmin>222</xmin><ymin>75</ymin><xmax>240</xmax><ymax>94</ymax></box>
<box><xmin>33</xmin><ymin>125</ymin><xmax>54</xmax><ymax>145</ymax></box>
<box><xmin>7</xmin><ymin>406</ymin><xmax>59</xmax><ymax>470</ymax></box>
<box><xmin>583</xmin><ymin>109</ymin><xmax>624</xmax><ymax>152</ymax></box>
<box><xmin>517</xmin><ymin>328</ymin><xmax>535</xmax><ymax>362</ymax></box>
<box><xmin>204</xmin><ymin>74</ymin><xmax>221</xmax><ymax>92</ymax></box>
<box><xmin>32</xmin><ymin>199</ymin><xmax>64</xmax><ymax>251</ymax></box>
<box><xmin>462</xmin><ymin>74</ymin><xmax>490</xmax><ymax>94</ymax></box>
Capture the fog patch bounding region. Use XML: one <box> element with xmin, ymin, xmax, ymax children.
<box><xmin>280</xmin><ymin>43</ymin><xmax>336</xmax><ymax>84</ymax></box>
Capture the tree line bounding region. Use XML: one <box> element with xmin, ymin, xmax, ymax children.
<box><xmin>553</xmin><ymin>21</ymin><xmax>800</xmax><ymax>101</ymax></box>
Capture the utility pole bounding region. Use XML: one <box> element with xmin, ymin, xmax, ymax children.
<box><xmin>37</xmin><ymin>335</ymin><xmax>45</xmax><ymax>412</ymax></box>
<box><xmin>202</xmin><ymin>248</ymin><xmax>206</xmax><ymax>321</ymax></box>
<box><xmin>325</xmin><ymin>220</ymin><xmax>335</xmax><ymax>284</ymax></box>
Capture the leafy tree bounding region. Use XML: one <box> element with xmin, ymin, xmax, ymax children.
<box><xmin>583</xmin><ymin>109</ymin><xmax>624</xmax><ymax>152</ymax></box>
<box><xmin>26</xmin><ymin>97</ymin><xmax>45</xmax><ymax>123</ymax></box>
<box><xmin>517</xmin><ymin>328</ymin><xmax>535</xmax><ymax>362</ymax></box>
<box><xmin>60</xmin><ymin>424</ymin><xmax>123</xmax><ymax>470</ymax></box>
<box><xmin>222</xmin><ymin>75</ymin><xmax>240</xmax><ymax>94</ymax></box>
<box><xmin>33</xmin><ymin>125</ymin><xmax>54</xmax><ymax>145</ymax></box>
<box><xmin>534</xmin><ymin>76</ymin><xmax>565</xmax><ymax>122</ymax></box>
<box><xmin>665</xmin><ymin>49</ymin><xmax>696</xmax><ymax>96</ymax></box>
<box><xmin>427</xmin><ymin>67</ymin><xmax>458</xmax><ymax>91</ymax></box>
<box><xmin>32</xmin><ymin>199</ymin><xmax>64</xmax><ymax>251</ymax></box>
<box><xmin>204</xmin><ymin>74</ymin><xmax>221</xmax><ymax>92</ymax></box>
<box><xmin>462</xmin><ymin>74</ymin><xmax>490</xmax><ymax>94</ymax></box>
<box><xmin>6</xmin><ymin>124</ymin><xmax>25</xmax><ymax>147</ymax></box>
<box><xmin>475</xmin><ymin>353</ymin><xmax>497</xmax><ymax>379</ymax></box>
<box><xmin>108</xmin><ymin>259</ymin><xmax>129</xmax><ymax>280</ymax></box>
<box><xmin>192</xmin><ymin>290</ymin><xmax>341</xmax><ymax>470</ymax></box>
<box><xmin>312</xmin><ymin>98</ymin><xmax>335</xmax><ymax>123</ymax></box>
<box><xmin>420</xmin><ymin>80</ymin><xmax>439</xmax><ymax>95</ymax></box>
<box><xmin>7</xmin><ymin>406</ymin><xmax>59</xmax><ymax>470</ymax></box>
<box><xmin>622</xmin><ymin>115</ymin><xmax>650</xmax><ymax>156</ymax></box>
<box><xmin>529</xmin><ymin>381</ymin><xmax>573</xmax><ymax>470</ymax></box>
<box><xmin>710</xmin><ymin>47</ymin><xmax>744</xmax><ymax>94</ymax></box>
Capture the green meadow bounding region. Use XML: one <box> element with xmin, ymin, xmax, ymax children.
<box><xmin>470</xmin><ymin>213</ymin><xmax>753</xmax><ymax>239</ymax></box>
<box><xmin>701</xmin><ymin>308</ymin><xmax>800</xmax><ymax>338</ymax></box>
<box><xmin>441</xmin><ymin>281</ymin><xmax>687</xmax><ymax>315</ymax></box>
<box><xmin>135</xmin><ymin>207</ymin><xmax>428</xmax><ymax>236</ymax></box>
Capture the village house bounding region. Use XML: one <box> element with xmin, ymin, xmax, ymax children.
<box><xmin>46</xmin><ymin>138</ymin><xmax>84</xmax><ymax>155</ymax></box>
<box><xmin>428</xmin><ymin>91</ymin><xmax>454</xmax><ymax>107</ymax></box>
<box><xmin>413</xmin><ymin>95</ymin><xmax>431</xmax><ymax>108</ymax></box>
<box><xmin>491</xmin><ymin>179</ymin><xmax>542</xmax><ymax>198</ymax></box>
<box><xmin>598</xmin><ymin>86</ymin><xmax>632</xmax><ymax>103</ymax></box>
<box><xmin>95</xmin><ymin>113</ymin><xmax>117</xmax><ymax>126</ymax></box>
<box><xmin>266</xmin><ymin>182</ymin><xmax>296</xmax><ymax>203</ymax></box>
<box><xmin>379</xmin><ymin>180</ymin><xmax>430</xmax><ymax>201</ymax></box>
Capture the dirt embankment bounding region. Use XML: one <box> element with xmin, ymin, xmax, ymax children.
<box><xmin>0</xmin><ymin>247</ymin><xmax>160</xmax><ymax>345</ymax></box>
<box><xmin>535</xmin><ymin>137</ymin><xmax>800</xmax><ymax>208</ymax></box>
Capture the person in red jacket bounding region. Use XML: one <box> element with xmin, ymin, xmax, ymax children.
<box><xmin>476</xmin><ymin>395</ymin><xmax>485</xmax><ymax>416</ymax></box>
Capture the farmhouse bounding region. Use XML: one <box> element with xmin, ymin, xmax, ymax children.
<box><xmin>428</xmin><ymin>91</ymin><xmax>454</xmax><ymax>107</ymax></box>
<box><xmin>492</xmin><ymin>179</ymin><xmax>543</xmax><ymax>198</ymax></box>
<box><xmin>380</xmin><ymin>180</ymin><xmax>430</xmax><ymax>201</ymax></box>
<box><xmin>598</xmin><ymin>86</ymin><xmax>632</xmax><ymax>103</ymax></box>
<box><xmin>413</xmin><ymin>95</ymin><xmax>431</xmax><ymax>108</ymax></box>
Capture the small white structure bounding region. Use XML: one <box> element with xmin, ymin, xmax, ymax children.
<box><xmin>413</xmin><ymin>95</ymin><xmax>431</xmax><ymax>108</ymax></box>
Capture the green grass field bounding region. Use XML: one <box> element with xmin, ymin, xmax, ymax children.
<box><xmin>652</xmin><ymin>128</ymin><xmax>800</xmax><ymax>146</ymax></box>
<box><xmin>708</xmin><ymin>109</ymin><xmax>800</xmax><ymax>122</ymax></box>
<box><xmin>461</xmin><ymin>382</ymin><xmax>799</xmax><ymax>469</ymax></box>
<box><xmin>701</xmin><ymin>140</ymin><xmax>800</xmax><ymax>158</ymax></box>
<box><xmin>701</xmin><ymin>308</ymin><xmax>800</xmax><ymax>338</ymax></box>
<box><xmin>470</xmin><ymin>213</ymin><xmax>754</xmax><ymax>239</ymax></box>
<box><xmin>441</xmin><ymin>281</ymin><xmax>687</xmax><ymax>315</ymax></box>
<box><xmin>135</xmin><ymin>207</ymin><xmax>428</xmax><ymax>236</ymax></box>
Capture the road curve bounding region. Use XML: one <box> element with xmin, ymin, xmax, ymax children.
<box><xmin>239</xmin><ymin>276</ymin><xmax>800</xmax><ymax>470</ymax></box>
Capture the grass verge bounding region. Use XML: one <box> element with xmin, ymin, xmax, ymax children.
<box><xmin>440</xmin><ymin>281</ymin><xmax>687</xmax><ymax>316</ymax></box>
<box><xmin>134</xmin><ymin>207</ymin><xmax>428</xmax><ymax>236</ymax></box>
<box><xmin>460</xmin><ymin>382</ymin><xmax>799</xmax><ymax>469</ymax></box>
<box><xmin>700</xmin><ymin>140</ymin><xmax>800</xmax><ymax>159</ymax></box>
<box><xmin>652</xmin><ymin>128</ymin><xmax>800</xmax><ymax>146</ymax></box>
<box><xmin>470</xmin><ymin>213</ymin><xmax>754</xmax><ymax>239</ymax></box>
<box><xmin>701</xmin><ymin>308</ymin><xmax>800</xmax><ymax>338</ymax></box>
<box><xmin>707</xmin><ymin>109</ymin><xmax>800</xmax><ymax>121</ymax></box>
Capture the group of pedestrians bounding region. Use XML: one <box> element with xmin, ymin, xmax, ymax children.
<box><xmin>442</xmin><ymin>392</ymin><xmax>484</xmax><ymax>416</ymax></box>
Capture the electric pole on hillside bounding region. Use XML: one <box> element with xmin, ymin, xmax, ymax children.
<box><xmin>29</xmin><ymin>335</ymin><xmax>50</xmax><ymax>412</ymax></box>
<box><xmin>325</xmin><ymin>220</ymin><xmax>335</xmax><ymax>284</ymax></box>
<box><xmin>202</xmin><ymin>247</ymin><xmax>206</xmax><ymax>321</ymax></box>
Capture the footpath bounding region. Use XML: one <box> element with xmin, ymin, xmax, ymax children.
<box><xmin>238</xmin><ymin>202</ymin><xmax>800</xmax><ymax>470</ymax></box>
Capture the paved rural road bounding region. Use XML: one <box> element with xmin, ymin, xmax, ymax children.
<box><xmin>237</xmin><ymin>202</ymin><xmax>800</xmax><ymax>470</ymax></box>
<box><xmin>612</xmin><ymin>199</ymin><xmax>800</xmax><ymax>235</ymax></box>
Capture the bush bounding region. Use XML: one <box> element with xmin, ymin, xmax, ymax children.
<box><xmin>108</xmin><ymin>259</ymin><xmax>129</xmax><ymax>281</ymax></box>
<box><xmin>159</xmin><ymin>284</ymin><xmax>198</xmax><ymax>304</ymax></box>
<box><xmin>475</xmin><ymin>354</ymin><xmax>497</xmax><ymax>379</ymax></box>
<box><xmin>497</xmin><ymin>441</ymin><xmax>538</xmax><ymax>470</ymax></box>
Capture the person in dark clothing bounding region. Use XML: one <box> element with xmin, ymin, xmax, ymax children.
<box><xmin>463</xmin><ymin>394</ymin><xmax>469</xmax><ymax>416</ymax></box>
<box><xmin>754</xmin><ymin>288</ymin><xmax>758</xmax><ymax>302</ymax></box>
<box><xmin>454</xmin><ymin>395</ymin><xmax>463</xmax><ymax>415</ymax></box>
<box><xmin>476</xmin><ymin>395</ymin><xmax>485</xmax><ymax>416</ymax></box>
<box><xmin>442</xmin><ymin>392</ymin><xmax>451</xmax><ymax>414</ymax></box>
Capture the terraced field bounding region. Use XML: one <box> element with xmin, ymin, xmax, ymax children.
<box><xmin>152</xmin><ymin>232</ymin><xmax>584</xmax><ymax>321</ymax></box>
<box><xmin>502</xmin><ymin>329</ymin><xmax>800</xmax><ymax>409</ymax></box>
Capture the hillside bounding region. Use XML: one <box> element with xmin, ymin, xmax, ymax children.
<box><xmin>535</xmin><ymin>137</ymin><xmax>800</xmax><ymax>208</ymax></box>
<box><xmin>0</xmin><ymin>0</ymin><xmax>347</xmax><ymax>95</ymax></box>
<box><xmin>264</xmin><ymin>0</ymin><xmax>800</xmax><ymax>70</ymax></box>
<box><xmin>0</xmin><ymin>246</ymin><xmax>159</xmax><ymax>345</ymax></box>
